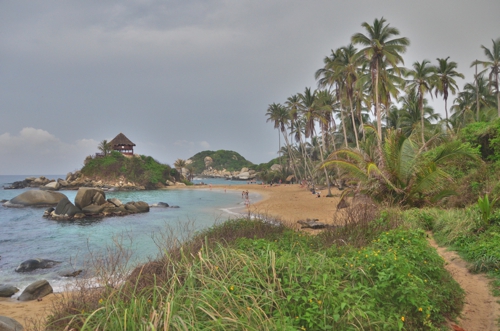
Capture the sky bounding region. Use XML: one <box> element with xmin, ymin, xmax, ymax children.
<box><xmin>1</xmin><ymin>0</ymin><xmax>499</xmax><ymax>175</ymax></box>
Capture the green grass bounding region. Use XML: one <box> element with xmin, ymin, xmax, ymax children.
<box><xmin>46</xmin><ymin>216</ymin><xmax>464</xmax><ymax>331</ymax></box>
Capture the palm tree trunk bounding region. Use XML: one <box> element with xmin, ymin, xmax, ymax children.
<box><xmin>420</xmin><ymin>94</ymin><xmax>425</xmax><ymax>146</ymax></box>
<box><xmin>340</xmin><ymin>108</ymin><xmax>348</xmax><ymax>148</ymax></box>
<box><xmin>375</xmin><ymin>64</ymin><xmax>382</xmax><ymax>143</ymax></box>
<box><xmin>282</xmin><ymin>131</ymin><xmax>299</xmax><ymax>182</ymax></box>
<box><xmin>348</xmin><ymin>96</ymin><xmax>360</xmax><ymax>149</ymax></box>
<box><xmin>317</xmin><ymin>138</ymin><xmax>333</xmax><ymax>196</ymax></box>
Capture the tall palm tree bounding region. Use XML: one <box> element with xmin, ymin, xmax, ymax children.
<box><xmin>405</xmin><ymin>60</ymin><xmax>437</xmax><ymax>145</ymax></box>
<box><xmin>458</xmin><ymin>75</ymin><xmax>497</xmax><ymax>119</ymax></box>
<box><xmin>266</xmin><ymin>103</ymin><xmax>289</xmax><ymax>166</ymax></box>
<box><xmin>286</xmin><ymin>94</ymin><xmax>313</xmax><ymax>180</ymax></box>
<box><xmin>351</xmin><ymin>17</ymin><xmax>410</xmax><ymax>142</ymax></box>
<box><xmin>397</xmin><ymin>89</ymin><xmax>441</xmax><ymax>137</ymax></box>
<box><xmin>299</xmin><ymin>87</ymin><xmax>333</xmax><ymax>196</ymax></box>
<box><xmin>434</xmin><ymin>57</ymin><xmax>464</xmax><ymax>126</ymax></box>
<box><xmin>334</xmin><ymin>44</ymin><xmax>363</xmax><ymax>149</ymax></box>
<box><xmin>471</xmin><ymin>38</ymin><xmax>500</xmax><ymax>117</ymax></box>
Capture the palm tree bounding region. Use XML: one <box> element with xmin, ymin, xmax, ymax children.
<box><xmin>471</xmin><ymin>38</ymin><xmax>500</xmax><ymax>117</ymax></box>
<box><xmin>458</xmin><ymin>75</ymin><xmax>497</xmax><ymax>119</ymax></box>
<box><xmin>98</xmin><ymin>140</ymin><xmax>112</xmax><ymax>156</ymax></box>
<box><xmin>334</xmin><ymin>44</ymin><xmax>363</xmax><ymax>149</ymax></box>
<box><xmin>434</xmin><ymin>57</ymin><xmax>464</xmax><ymax>126</ymax></box>
<box><xmin>299</xmin><ymin>87</ymin><xmax>333</xmax><ymax>196</ymax></box>
<box><xmin>322</xmin><ymin>129</ymin><xmax>480</xmax><ymax>207</ymax></box>
<box><xmin>174</xmin><ymin>159</ymin><xmax>186</xmax><ymax>174</ymax></box>
<box><xmin>405</xmin><ymin>60</ymin><xmax>437</xmax><ymax>145</ymax></box>
<box><xmin>397</xmin><ymin>89</ymin><xmax>441</xmax><ymax>137</ymax></box>
<box><xmin>286</xmin><ymin>95</ymin><xmax>313</xmax><ymax>180</ymax></box>
<box><xmin>351</xmin><ymin>17</ymin><xmax>410</xmax><ymax>142</ymax></box>
<box><xmin>265</xmin><ymin>103</ymin><xmax>288</xmax><ymax>166</ymax></box>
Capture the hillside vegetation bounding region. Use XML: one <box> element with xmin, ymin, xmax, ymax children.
<box><xmin>81</xmin><ymin>151</ymin><xmax>184</xmax><ymax>189</ymax></box>
<box><xmin>188</xmin><ymin>150</ymin><xmax>256</xmax><ymax>173</ymax></box>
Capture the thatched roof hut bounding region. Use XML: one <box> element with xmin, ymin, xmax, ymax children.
<box><xmin>109</xmin><ymin>133</ymin><xmax>136</xmax><ymax>155</ymax></box>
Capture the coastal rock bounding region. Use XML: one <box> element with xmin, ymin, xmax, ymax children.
<box><xmin>74</xmin><ymin>188</ymin><xmax>106</xmax><ymax>209</ymax></box>
<box><xmin>43</xmin><ymin>207</ymin><xmax>55</xmax><ymax>217</ymax></box>
<box><xmin>0</xmin><ymin>316</ymin><xmax>24</xmax><ymax>331</ymax></box>
<box><xmin>54</xmin><ymin>197</ymin><xmax>82</xmax><ymax>217</ymax></box>
<box><xmin>297</xmin><ymin>219</ymin><xmax>329</xmax><ymax>229</ymax></box>
<box><xmin>82</xmin><ymin>204</ymin><xmax>105</xmax><ymax>214</ymax></box>
<box><xmin>18</xmin><ymin>280</ymin><xmax>53</xmax><ymax>301</ymax></box>
<box><xmin>124</xmin><ymin>203</ymin><xmax>138</xmax><ymax>212</ymax></box>
<box><xmin>132</xmin><ymin>201</ymin><xmax>150</xmax><ymax>213</ymax></box>
<box><xmin>241</xmin><ymin>167</ymin><xmax>249</xmax><ymax>173</ymax></box>
<box><xmin>166</xmin><ymin>180</ymin><xmax>175</xmax><ymax>186</ymax></box>
<box><xmin>4</xmin><ymin>190</ymin><xmax>66</xmax><ymax>207</ymax></box>
<box><xmin>40</xmin><ymin>181</ymin><xmax>60</xmax><ymax>191</ymax></box>
<box><xmin>107</xmin><ymin>198</ymin><xmax>123</xmax><ymax>207</ymax></box>
<box><xmin>151</xmin><ymin>202</ymin><xmax>169</xmax><ymax>208</ymax></box>
<box><xmin>60</xmin><ymin>269</ymin><xmax>83</xmax><ymax>278</ymax></box>
<box><xmin>238</xmin><ymin>171</ymin><xmax>250</xmax><ymax>180</ymax></box>
<box><xmin>0</xmin><ymin>285</ymin><xmax>19</xmax><ymax>297</ymax></box>
<box><xmin>15</xmin><ymin>259</ymin><xmax>61</xmax><ymax>272</ymax></box>
<box><xmin>204</xmin><ymin>156</ymin><xmax>213</xmax><ymax>168</ymax></box>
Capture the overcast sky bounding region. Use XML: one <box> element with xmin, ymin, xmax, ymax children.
<box><xmin>1</xmin><ymin>1</ymin><xmax>499</xmax><ymax>175</ymax></box>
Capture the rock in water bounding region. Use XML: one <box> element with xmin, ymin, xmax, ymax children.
<box><xmin>54</xmin><ymin>197</ymin><xmax>82</xmax><ymax>217</ymax></box>
<box><xmin>15</xmin><ymin>258</ymin><xmax>61</xmax><ymax>272</ymax></box>
<box><xmin>0</xmin><ymin>285</ymin><xmax>19</xmax><ymax>297</ymax></box>
<box><xmin>4</xmin><ymin>190</ymin><xmax>67</xmax><ymax>207</ymax></box>
<box><xmin>0</xmin><ymin>316</ymin><xmax>24</xmax><ymax>331</ymax></box>
<box><xmin>18</xmin><ymin>280</ymin><xmax>53</xmax><ymax>301</ymax></box>
<box><xmin>74</xmin><ymin>188</ymin><xmax>106</xmax><ymax>209</ymax></box>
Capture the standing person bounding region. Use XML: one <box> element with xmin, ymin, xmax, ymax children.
<box><xmin>242</xmin><ymin>191</ymin><xmax>245</xmax><ymax>199</ymax></box>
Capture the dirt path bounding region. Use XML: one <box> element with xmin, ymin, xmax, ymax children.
<box><xmin>428</xmin><ymin>234</ymin><xmax>500</xmax><ymax>331</ymax></box>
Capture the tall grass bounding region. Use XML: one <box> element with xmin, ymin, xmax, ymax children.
<box><xmin>42</xmin><ymin>212</ymin><xmax>464</xmax><ymax>331</ymax></box>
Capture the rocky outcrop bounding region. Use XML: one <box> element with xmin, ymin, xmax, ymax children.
<box><xmin>17</xmin><ymin>280</ymin><xmax>53</xmax><ymax>301</ymax></box>
<box><xmin>0</xmin><ymin>316</ymin><xmax>24</xmax><ymax>331</ymax></box>
<box><xmin>45</xmin><ymin>188</ymin><xmax>150</xmax><ymax>220</ymax></box>
<box><xmin>3</xmin><ymin>190</ymin><xmax>66</xmax><ymax>207</ymax></box>
<box><xmin>0</xmin><ymin>285</ymin><xmax>19</xmax><ymax>297</ymax></box>
<box><xmin>3</xmin><ymin>172</ymin><xmax>147</xmax><ymax>191</ymax></box>
<box><xmin>200</xmin><ymin>167</ymin><xmax>258</xmax><ymax>181</ymax></box>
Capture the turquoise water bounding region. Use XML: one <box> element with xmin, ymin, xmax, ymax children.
<box><xmin>0</xmin><ymin>175</ymin><xmax>258</xmax><ymax>295</ymax></box>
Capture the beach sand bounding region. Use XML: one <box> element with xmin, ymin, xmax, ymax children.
<box><xmin>0</xmin><ymin>183</ymin><xmax>343</xmax><ymax>329</ymax></box>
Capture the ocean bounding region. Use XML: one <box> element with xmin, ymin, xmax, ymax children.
<box><xmin>0</xmin><ymin>175</ymin><xmax>258</xmax><ymax>296</ymax></box>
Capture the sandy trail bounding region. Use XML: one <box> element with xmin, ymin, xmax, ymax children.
<box><xmin>428</xmin><ymin>234</ymin><xmax>500</xmax><ymax>331</ymax></box>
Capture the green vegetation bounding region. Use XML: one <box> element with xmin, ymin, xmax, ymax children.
<box><xmin>81</xmin><ymin>151</ymin><xmax>186</xmax><ymax>189</ymax></box>
<box><xmin>46</xmin><ymin>211</ymin><xmax>464</xmax><ymax>331</ymax></box>
<box><xmin>188</xmin><ymin>150</ymin><xmax>256</xmax><ymax>173</ymax></box>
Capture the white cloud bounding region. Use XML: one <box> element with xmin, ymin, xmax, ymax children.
<box><xmin>0</xmin><ymin>128</ymin><xmax>98</xmax><ymax>174</ymax></box>
<box><xmin>199</xmin><ymin>141</ymin><xmax>210</xmax><ymax>149</ymax></box>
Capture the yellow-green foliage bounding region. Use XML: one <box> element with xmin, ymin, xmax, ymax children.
<box><xmin>55</xmin><ymin>220</ymin><xmax>463</xmax><ymax>331</ymax></box>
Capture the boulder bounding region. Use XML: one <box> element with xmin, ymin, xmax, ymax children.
<box><xmin>132</xmin><ymin>201</ymin><xmax>150</xmax><ymax>213</ymax></box>
<box><xmin>40</xmin><ymin>181</ymin><xmax>60</xmax><ymax>191</ymax></box>
<box><xmin>60</xmin><ymin>269</ymin><xmax>83</xmax><ymax>278</ymax></box>
<box><xmin>54</xmin><ymin>197</ymin><xmax>82</xmax><ymax>217</ymax></box>
<box><xmin>270</xmin><ymin>164</ymin><xmax>282</xmax><ymax>172</ymax></box>
<box><xmin>175</xmin><ymin>182</ymin><xmax>186</xmax><ymax>187</ymax></box>
<box><xmin>0</xmin><ymin>285</ymin><xmax>19</xmax><ymax>297</ymax></box>
<box><xmin>4</xmin><ymin>190</ymin><xmax>66</xmax><ymax>207</ymax></box>
<box><xmin>165</xmin><ymin>180</ymin><xmax>175</xmax><ymax>186</ymax></box>
<box><xmin>107</xmin><ymin>198</ymin><xmax>123</xmax><ymax>207</ymax></box>
<box><xmin>18</xmin><ymin>280</ymin><xmax>53</xmax><ymax>301</ymax></box>
<box><xmin>0</xmin><ymin>316</ymin><xmax>24</xmax><ymax>331</ymax></box>
<box><xmin>238</xmin><ymin>172</ymin><xmax>250</xmax><ymax>180</ymax></box>
<box><xmin>43</xmin><ymin>207</ymin><xmax>55</xmax><ymax>217</ymax></box>
<box><xmin>15</xmin><ymin>259</ymin><xmax>61</xmax><ymax>272</ymax></box>
<box><xmin>124</xmin><ymin>203</ymin><xmax>138</xmax><ymax>212</ymax></box>
<box><xmin>74</xmin><ymin>188</ymin><xmax>106</xmax><ymax>209</ymax></box>
<box><xmin>241</xmin><ymin>167</ymin><xmax>249</xmax><ymax>173</ymax></box>
<box><xmin>151</xmin><ymin>202</ymin><xmax>169</xmax><ymax>208</ymax></box>
<box><xmin>82</xmin><ymin>204</ymin><xmax>105</xmax><ymax>214</ymax></box>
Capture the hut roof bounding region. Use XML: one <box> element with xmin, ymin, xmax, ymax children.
<box><xmin>110</xmin><ymin>133</ymin><xmax>136</xmax><ymax>147</ymax></box>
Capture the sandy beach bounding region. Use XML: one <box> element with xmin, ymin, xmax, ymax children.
<box><xmin>1</xmin><ymin>183</ymin><xmax>342</xmax><ymax>329</ymax></box>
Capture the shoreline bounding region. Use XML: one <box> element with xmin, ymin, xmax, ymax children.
<box><xmin>0</xmin><ymin>184</ymin><xmax>342</xmax><ymax>328</ymax></box>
